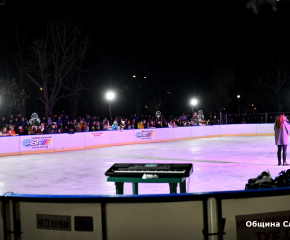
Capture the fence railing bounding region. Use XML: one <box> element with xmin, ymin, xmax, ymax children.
<box><xmin>219</xmin><ymin>112</ymin><xmax>290</xmax><ymax>124</ymax></box>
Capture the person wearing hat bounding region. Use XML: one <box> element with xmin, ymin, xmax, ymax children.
<box><xmin>112</xmin><ymin>121</ymin><xmax>118</xmax><ymax>131</ymax></box>
<box><xmin>49</xmin><ymin>123</ymin><xmax>58</xmax><ymax>134</ymax></box>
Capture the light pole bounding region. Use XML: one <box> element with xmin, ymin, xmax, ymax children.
<box><xmin>190</xmin><ymin>99</ymin><xmax>198</xmax><ymax>113</ymax></box>
<box><xmin>237</xmin><ymin>95</ymin><xmax>240</xmax><ymax>116</ymax></box>
<box><xmin>106</xmin><ymin>91</ymin><xmax>115</xmax><ymax>125</ymax></box>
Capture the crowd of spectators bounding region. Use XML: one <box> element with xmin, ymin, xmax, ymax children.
<box><xmin>0</xmin><ymin>111</ymin><xmax>277</xmax><ymax>136</ymax></box>
<box><xmin>221</xmin><ymin>114</ymin><xmax>275</xmax><ymax>124</ymax></box>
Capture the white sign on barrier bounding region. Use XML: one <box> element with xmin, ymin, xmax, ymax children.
<box><xmin>135</xmin><ymin>129</ymin><xmax>154</xmax><ymax>140</ymax></box>
<box><xmin>20</xmin><ymin>135</ymin><xmax>54</xmax><ymax>151</ymax></box>
<box><xmin>90</xmin><ymin>132</ymin><xmax>105</xmax><ymax>137</ymax></box>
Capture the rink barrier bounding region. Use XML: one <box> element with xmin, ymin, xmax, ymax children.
<box><xmin>0</xmin><ymin>123</ymin><xmax>274</xmax><ymax>156</ymax></box>
<box><xmin>1</xmin><ymin>187</ymin><xmax>290</xmax><ymax>240</ymax></box>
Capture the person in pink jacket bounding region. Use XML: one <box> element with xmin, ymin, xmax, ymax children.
<box><xmin>274</xmin><ymin>113</ymin><xmax>290</xmax><ymax>166</ymax></box>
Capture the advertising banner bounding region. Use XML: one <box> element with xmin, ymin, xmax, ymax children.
<box><xmin>90</xmin><ymin>132</ymin><xmax>105</xmax><ymax>137</ymax></box>
<box><xmin>84</xmin><ymin>131</ymin><xmax>111</xmax><ymax>147</ymax></box>
<box><xmin>236</xmin><ymin>210</ymin><xmax>290</xmax><ymax>240</ymax></box>
<box><xmin>20</xmin><ymin>135</ymin><xmax>54</xmax><ymax>152</ymax></box>
<box><xmin>134</xmin><ymin>129</ymin><xmax>155</xmax><ymax>142</ymax></box>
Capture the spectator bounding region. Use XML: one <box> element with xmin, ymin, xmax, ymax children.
<box><xmin>22</xmin><ymin>126</ymin><xmax>29</xmax><ymax>135</ymax></box>
<box><xmin>47</xmin><ymin>117</ymin><xmax>52</xmax><ymax>126</ymax></box>
<box><xmin>41</xmin><ymin>117</ymin><xmax>47</xmax><ymax>124</ymax></box>
<box><xmin>90</xmin><ymin>121</ymin><xmax>96</xmax><ymax>131</ymax></box>
<box><xmin>68</xmin><ymin>121</ymin><xmax>74</xmax><ymax>129</ymax></box>
<box><xmin>181</xmin><ymin>113</ymin><xmax>187</xmax><ymax>120</ymax></box>
<box><xmin>1</xmin><ymin>117</ymin><xmax>7</xmax><ymax>128</ymax></box>
<box><xmin>29</xmin><ymin>126</ymin><xmax>36</xmax><ymax>135</ymax></box>
<box><xmin>112</xmin><ymin>121</ymin><xmax>118</xmax><ymax>130</ymax></box>
<box><xmin>63</xmin><ymin>115</ymin><xmax>70</xmax><ymax>126</ymax></box>
<box><xmin>172</xmin><ymin>121</ymin><xmax>177</xmax><ymax>128</ymax></box>
<box><xmin>20</xmin><ymin>117</ymin><xmax>26</xmax><ymax>127</ymax></box>
<box><xmin>36</xmin><ymin>125</ymin><xmax>44</xmax><ymax>135</ymax></box>
<box><xmin>138</xmin><ymin>121</ymin><xmax>144</xmax><ymax>129</ymax></box>
<box><xmin>1</xmin><ymin>127</ymin><xmax>9</xmax><ymax>136</ymax></box>
<box><xmin>126</xmin><ymin>120</ymin><xmax>132</xmax><ymax>130</ymax></box>
<box><xmin>58</xmin><ymin>122</ymin><xmax>65</xmax><ymax>133</ymax></box>
<box><xmin>74</xmin><ymin>123</ymin><xmax>82</xmax><ymax>132</ymax></box>
<box><xmin>50</xmin><ymin>124</ymin><xmax>57</xmax><ymax>134</ymax></box>
<box><xmin>211</xmin><ymin>116</ymin><xmax>219</xmax><ymax>125</ymax></box>
<box><xmin>67</xmin><ymin>127</ymin><xmax>75</xmax><ymax>135</ymax></box>
<box><xmin>164</xmin><ymin>120</ymin><xmax>168</xmax><ymax>127</ymax></box>
<box><xmin>133</xmin><ymin>114</ymin><xmax>138</xmax><ymax>121</ymax></box>
<box><xmin>9</xmin><ymin>126</ymin><xmax>18</xmax><ymax>136</ymax></box>
<box><xmin>83</xmin><ymin>123</ymin><xmax>89</xmax><ymax>132</ymax></box>
<box><xmin>14</xmin><ymin>118</ymin><xmax>20</xmax><ymax>128</ymax></box>
<box><xmin>132</xmin><ymin>119</ymin><xmax>136</xmax><ymax>129</ymax></box>
<box><xmin>84</xmin><ymin>114</ymin><xmax>90</xmax><ymax>124</ymax></box>
<box><xmin>56</xmin><ymin>116</ymin><xmax>62</xmax><ymax>128</ymax></box>
<box><xmin>103</xmin><ymin>120</ymin><xmax>111</xmax><ymax>130</ymax></box>
<box><xmin>102</xmin><ymin>117</ymin><xmax>108</xmax><ymax>126</ymax></box>
<box><xmin>43</xmin><ymin>124</ymin><xmax>50</xmax><ymax>134</ymax></box>
<box><xmin>9</xmin><ymin>115</ymin><xmax>14</xmax><ymax>124</ymax></box>
<box><xmin>78</xmin><ymin>120</ymin><xmax>84</xmax><ymax>131</ymax></box>
<box><xmin>96</xmin><ymin>121</ymin><xmax>101</xmax><ymax>131</ymax></box>
<box><xmin>63</xmin><ymin>125</ymin><xmax>68</xmax><ymax>133</ymax></box>
<box><xmin>156</xmin><ymin>121</ymin><xmax>162</xmax><ymax>128</ymax></box>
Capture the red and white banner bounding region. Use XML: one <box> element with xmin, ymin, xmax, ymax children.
<box><xmin>90</xmin><ymin>132</ymin><xmax>105</xmax><ymax>137</ymax></box>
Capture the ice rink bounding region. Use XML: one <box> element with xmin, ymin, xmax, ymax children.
<box><xmin>0</xmin><ymin>135</ymin><xmax>286</xmax><ymax>195</ymax></box>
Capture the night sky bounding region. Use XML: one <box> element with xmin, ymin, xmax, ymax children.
<box><xmin>1</xmin><ymin>0</ymin><xmax>290</xmax><ymax>118</ymax></box>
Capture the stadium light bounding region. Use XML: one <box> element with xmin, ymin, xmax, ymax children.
<box><xmin>190</xmin><ymin>99</ymin><xmax>198</xmax><ymax>113</ymax></box>
<box><xmin>106</xmin><ymin>92</ymin><xmax>115</xmax><ymax>125</ymax></box>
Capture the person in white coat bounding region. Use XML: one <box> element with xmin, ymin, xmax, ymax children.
<box><xmin>274</xmin><ymin>113</ymin><xmax>290</xmax><ymax>166</ymax></box>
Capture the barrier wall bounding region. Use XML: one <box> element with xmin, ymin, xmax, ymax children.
<box><xmin>2</xmin><ymin>189</ymin><xmax>290</xmax><ymax>240</ymax></box>
<box><xmin>0</xmin><ymin>124</ymin><xmax>275</xmax><ymax>156</ymax></box>
<box><xmin>0</xmin><ymin>136</ymin><xmax>20</xmax><ymax>156</ymax></box>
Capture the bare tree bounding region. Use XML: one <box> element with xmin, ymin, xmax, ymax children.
<box><xmin>0</xmin><ymin>1</ymin><xmax>34</xmax><ymax>116</ymax></box>
<box><xmin>210</xmin><ymin>62</ymin><xmax>236</xmax><ymax>113</ymax></box>
<box><xmin>146</xmin><ymin>91</ymin><xmax>167</xmax><ymax>115</ymax></box>
<box><xmin>256</xmin><ymin>56</ymin><xmax>290</xmax><ymax>111</ymax></box>
<box><xmin>25</xmin><ymin>18</ymin><xmax>86</xmax><ymax>117</ymax></box>
<box><xmin>67</xmin><ymin>34</ymin><xmax>91</xmax><ymax>119</ymax></box>
<box><xmin>0</xmin><ymin>78</ymin><xmax>28</xmax><ymax>116</ymax></box>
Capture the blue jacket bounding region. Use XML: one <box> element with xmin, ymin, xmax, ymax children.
<box><xmin>112</xmin><ymin>124</ymin><xmax>118</xmax><ymax>130</ymax></box>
